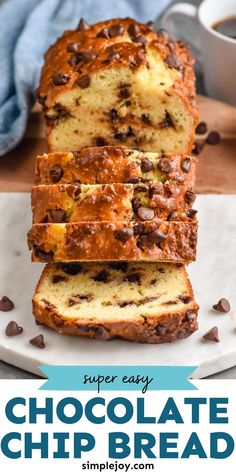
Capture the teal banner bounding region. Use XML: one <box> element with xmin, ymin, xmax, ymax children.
<box><xmin>39</xmin><ymin>366</ymin><xmax>197</xmax><ymax>392</ymax></box>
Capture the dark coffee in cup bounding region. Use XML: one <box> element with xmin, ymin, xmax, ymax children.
<box><xmin>212</xmin><ymin>16</ymin><xmax>236</xmax><ymax>40</ymax></box>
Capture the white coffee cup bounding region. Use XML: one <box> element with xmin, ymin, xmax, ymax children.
<box><xmin>161</xmin><ymin>0</ymin><xmax>236</xmax><ymax>106</ymax></box>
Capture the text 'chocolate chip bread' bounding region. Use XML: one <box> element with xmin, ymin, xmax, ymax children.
<box><xmin>35</xmin><ymin>147</ymin><xmax>196</xmax><ymax>185</ymax></box>
<box><xmin>33</xmin><ymin>262</ymin><xmax>198</xmax><ymax>343</ymax></box>
<box><xmin>37</xmin><ymin>18</ymin><xmax>199</xmax><ymax>154</ymax></box>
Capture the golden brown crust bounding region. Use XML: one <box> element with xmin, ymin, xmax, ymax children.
<box><xmin>35</xmin><ymin>147</ymin><xmax>196</xmax><ymax>185</ymax></box>
<box><xmin>32</xmin><ymin>182</ymin><xmax>196</xmax><ymax>224</ymax></box>
<box><xmin>32</xmin><ymin>263</ymin><xmax>198</xmax><ymax>343</ymax></box>
<box><xmin>27</xmin><ymin>220</ymin><xmax>197</xmax><ymax>263</ymax></box>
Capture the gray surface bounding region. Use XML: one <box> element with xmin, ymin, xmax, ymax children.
<box><xmin>0</xmin><ymin>0</ymin><xmax>235</xmax><ymax>379</ymax></box>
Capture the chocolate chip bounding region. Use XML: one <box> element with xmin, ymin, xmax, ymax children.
<box><xmin>212</xmin><ymin>298</ymin><xmax>231</xmax><ymax>313</ymax></box>
<box><xmin>94</xmin><ymin>326</ymin><xmax>110</xmax><ymax>341</ymax></box>
<box><xmin>95</xmin><ymin>136</ymin><xmax>107</xmax><ymax>146</ymax></box>
<box><xmin>141</xmin><ymin>114</ymin><xmax>151</xmax><ymax>125</ymax></box>
<box><xmin>184</xmin><ymin>310</ymin><xmax>196</xmax><ymax>321</ymax></box>
<box><xmin>203</xmin><ymin>327</ymin><xmax>219</xmax><ymax>342</ymax></box>
<box><xmin>148</xmin><ymin>229</ymin><xmax>167</xmax><ymax>245</ymax></box>
<box><xmin>77</xmin><ymin>18</ymin><xmax>89</xmax><ymax>31</ymax></box>
<box><xmin>52</xmin><ymin>275</ymin><xmax>66</xmax><ymax>284</ymax></box>
<box><xmin>125</xmin><ymin>272</ymin><xmax>140</xmax><ymax>284</ymax></box>
<box><xmin>5</xmin><ymin>321</ymin><xmax>23</xmax><ymax>336</ymax></box>
<box><xmin>110</xmin><ymin>262</ymin><xmax>128</xmax><ymax>272</ymax></box>
<box><xmin>52</xmin><ymin>72</ymin><xmax>70</xmax><ymax>86</ymax></box>
<box><xmin>49</xmin><ymin>165</ymin><xmax>64</xmax><ymax>183</ymax></box>
<box><xmin>158</xmin><ymin>157</ymin><xmax>171</xmax><ymax>173</ymax></box>
<box><xmin>108</xmin><ymin>50</ymin><xmax>120</xmax><ymax>61</ymax></box>
<box><xmin>129</xmin><ymin>49</ymin><xmax>145</xmax><ymax>68</ymax></box>
<box><xmin>97</xmin><ymin>27</ymin><xmax>110</xmax><ymax>38</ymax></box>
<box><xmin>0</xmin><ymin>296</ymin><xmax>14</xmax><ymax>312</ymax></box>
<box><xmin>66</xmin><ymin>183</ymin><xmax>81</xmax><ymax>199</ymax></box>
<box><xmin>114</xmin><ymin>228</ymin><xmax>134</xmax><ymax>242</ymax></box>
<box><xmin>206</xmin><ymin>131</ymin><xmax>221</xmax><ymax>145</ymax></box>
<box><xmin>132</xmin><ymin>34</ymin><xmax>147</xmax><ymax>45</ymax></box>
<box><xmin>149</xmin><ymin>184</ymin><xmax>163</xmax><ymax>198</ymax></box>
<box><xmin>76</xmin><ymin>75</ymin><xmax>90</xmax><ymax>89</ymax></box>
<box><xmin>48</xmin><ymin>209</ymin><xmax>66</xmax><ymax>223</ymax></box>
<box><xmin>181</xmin><ymin>157</ymin><xmax>191</xmax><ymax>173</ymax></box>
<box><xmin>184</xmin><ymin>190</ymin><xmax>196</xmax><ymax>205</ymax></box>
<box><xmin>93</xmin><ymin>270</ymin><xmax>109</xmax><ymax>283</ymax></box>
<box><xmin>137</xmin><ymin>207</ymin><xmax>155</xmax><ymax>221</ymax></box>
<box><xmin>157</xmin><ymin>28</ymin><xmax>170</xmax><ymax>40</ymax></box>
<box><xmin>114</xmin><ymin>132</ymin><xmax>126</xmax><ymax>141</ymax></box>
<box><xmin>128</xmin><ymin>23</ymin><xmax>140</xmax><ymax>38</ymax></box>
<box><xmin>196</xmin><ymin>121</ymin><xmax>207</xmax><ymax>134</ymax></box>
<box><xmin>160</xmin><ymin>111</ymin><xmax>174</xmax><ymax>128</ymax></box>
<box><xmin>133</xmin><ymin>222</ymin><xmax>145</xmax><ymax>235</ymax></box>
<box><xmin>118</xmin><ymin>300</ymin><xmax>135</xmax><ymax>308</ymax></box>
<box><xmin>29</xmin><ymin>334</ymin><xmax>46</xmax><ymax>349</ymax></box>
<box><xmin>58</xmin><ymin>263</ymin><xmax>82</xmax><ymax>275</ymax></box>
<box><xmin>119</xmin><ymin>87</ymin><xmax>130</xmax><ymax>99</ymax></box>
<box><xmin>155</xmin><ymin>324</ymin><xmax>166</xmax><ymax>336</ymax></box>
<box><xmin>109</xmin><ymin>24</ymin><xmax>125</xmax><ymax>37</ymax></box>
<box><xmin>127</xmin><ymin>177</ymin><xmax>140</xmax><ymax>184</ymax></box>
<box><xmin>132</xmin><ymin>196</ymin><xmax>141</xmax><ymax>214</ymax></box>
<box><xmin>77</xmin><ymin>50</ymin><xmax>97</xmax><ymax>63</ymax></box>
<box><xmin>140</xmin><ymin>158</ymin><xmax>153</xmax><ymax>173</ymax></box>
<box><xmin>67</xmin><ymin>42</ymin><xmax>79</xmax><ymax>53</ymax></box>
<box><xmin>68</xmin><ymin>53</ymin><xmax>81</xmax><ymax>66</ymax></box>
<box><xmin>180</xmin><ymin>296</ymin><xmax>191</xmax><ymax>304</ymax></box>
<box><xmin>34</xmin><ymin>247</ymin><xmax>53</xmax><ymax>262</ymax></box>
<box><xmin>167</xmin><ymin>210</ymin><xmax>178</xmax><ymax>221</ymax></box>
<box><xmin>186</xmin><ymin>209</ymin><xmax>198</xmax><ymax>218</ymax></box>
<box><xmin>192</xmin><ymin>140</ymin><xmax>205</xmax><ymax>155</ymax></box>
<box><xmin>38</xmin><ymin>94</ymin><xmax>46</xmax><ymax>106</ymax></box>
<box><xmin>165</xmin><ymin>54</ymin><xmax>181</xmax><ymax>69</ymax></box>
<box><xmin>109</xmin><ymin>109</ymin><xmax>119</xmax><ymax>121</ymax></box>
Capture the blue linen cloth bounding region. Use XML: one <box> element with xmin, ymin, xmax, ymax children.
<box><xmin>0</xmin><ymin>0</ymin><xmax>171</xmax><ymax>156</ymax></box>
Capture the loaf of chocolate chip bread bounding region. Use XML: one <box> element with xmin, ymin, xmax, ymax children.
<box><xmin>35</xmin><ymin>147</ymin><xmax>196</xmax><ymax>186</ymax></box>
<box><xmin>37</xmin><ymin>18</ymin><xmax>199</xmax><ymax>154</ymax></box>
<box><xmin>32</xmin><ymin>182</ymin><xmax>197</xmax><ymax>224</ymax></box>
<box><xmin>27</xmin><ymin>220</ymin><xmax>197</xmax><ymax>263</ymax></box>
<box><xmin>33</xmin><ymin>262</ymin><xmax>198</xmax><ymax>343</ymax></box>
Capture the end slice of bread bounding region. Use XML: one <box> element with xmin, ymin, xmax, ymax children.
<box><xmin>33</xmin><ymin>262</ymin><xmax>198</xmax><ymax>343</ymax></box>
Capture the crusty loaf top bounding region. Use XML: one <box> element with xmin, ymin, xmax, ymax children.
<box><xmin>37</xmin><ymin>17</ymin><xmax>197</xmax><ymax>112</ymax></box>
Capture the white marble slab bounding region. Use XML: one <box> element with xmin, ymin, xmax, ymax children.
<box><xmin>0</xmin><ymin>193</ymin><xmax>235</xmax><ymax>379</ymax></box>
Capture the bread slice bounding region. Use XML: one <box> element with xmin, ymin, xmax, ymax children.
<box><xmin>32</xmin><ymin>182</ymin><xmax>197</xmax><ymax>224</ymax></box>
<box><xmin>35</xmin><ymin>147</ymin><xmax>196</xmax><ymax>186</ymax></box>
<box><xmin>37</xmin><ymin>18</ymin><xmax>198</xmax><ymax>154</ymax></box>
<box><xmin>27</xmin><ymin>220</ymin><xmax>197</xmax><ymax>263</ymax></box>
<box><xmin>33</xmin><ymin>262</ymin><xmax>198</xmax><ymax>343</ymax></box>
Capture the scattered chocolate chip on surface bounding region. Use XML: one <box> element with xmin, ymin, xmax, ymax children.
<box><xmin>29</xmin><ymin>334</ymin><xmax>46</xmax><ymax>349</ymax></box>
<box><xmin>158</xmin><ymin>157</ymin><xmax>171</xmax><ymax>173</ymax></box>
<box><xmin>181</xmin><ymin>157</ymin><xmax>191</xmax><ymax>173</ymax></box>
<box><xmin>206</xmin><ymin>131</ymin><xmax>221</xmax><ymax>145</ymax></box>
<box><xmin>109</xmin><ymin>24</ymin><xmax>125</xmax><ymax>37</ymax></box>
<box><xmin>77</xmin><ymin>18</ymin><xmax>89</xmax><ymax>31</ymax></box>
<box><xmin>128</xmin><ymin>23</ymin><xmax>140</xmax><ymax>38</ymax></box>
<box><xmin>52</xmin><ymin>72</ymin><xmax>70</xmax><ymax>86</ymax></box>
<box><xmin>97</xmin><ymin>27</ymin><xmax>110</xmax><ymax>38</ymax></box>
<box><xmin>203</xmin><ymin>326</ymin><xmax>219</xmax><ymax>342</ymax></box>
<box><xmin>0</xmin><ymin>296</ymin><xmax>14</xmax><ymax>312</ymax></box>
<box><xmin>137</xmin><ymin>207</ymin><xmax>155</xmax><ymax>221</ymax></box>
<box><xmin>196</xmin><ymin>121</ymin><xmax>207</xmax><ymax>134</ymax></box>
<box><xmin>49</xmin><ymin>165</ymin><xmax>64</xmax><ymax>183</ymax></box>
<box><xmin>212</xmin><ymin>298</ymin><xmax>231</xmax><ymax>313</ymax></box>
<box><xmin>5</xmin><ymin>321</ymin><xmax>23</xmax><ymax>337</ymax></box>
<box><xmin>114</xmin><ymin>228</ymin><xmax>134</xmax><ymax>242</ymax></box>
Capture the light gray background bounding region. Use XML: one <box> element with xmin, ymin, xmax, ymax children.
<box><xmin>0</xmin><ymin>0</ymin><xmax>235</xmax><ymax>379</ymax></box>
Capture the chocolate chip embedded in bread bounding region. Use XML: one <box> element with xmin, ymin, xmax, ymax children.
<box><xmin>133</xmin><ymin>35</ymin><xmax>147</xmax><ymax>45</ymax></box>
<box><xmin>77</xmin><ymin>18</ymin><xmax>89</xmax><ymax>31</ymax></box>
<box><xmin>76</xmin><ymin>75</ymin><xmax>91</xmax><ymax>89</ymax></box>
<box><xmin>49</xmin><ymin>165</ymin><xmax>64</xmax><ymax>183</ymax></box>
<box><xmin>109</xmin><ymin>24</ymin><xmax>125</xmax><ymax>37</ymax></box>
<box><xmin>94</xmin><ymin>325</ymin><xmax>110</xmax><ymax>341</ymax></box>
<box><xmin>47</xmin><ymin>209</ymin><xmax>66</xmax><ymax>223</ymax></box>
<box><xmin>93</xmin><ymin>270</ymin><xmax>109</xmax><ymax>283</ymax></box>
<box><xmin>76</xmin><ymin>50</ymin><xmax>97</xmax><ymax>63</ymax></box>
<box><xmin>34</xmin><ymin>247</ymin><xmax>54</xmax><ymax>262</ymax></box>
<box><xmin>206</xmin><ymin>131</ymin><xmax>221</xmax><ymax>145</ymax></box>
<box><xmin>109</xmin><ymin>109</ymin><xmax>119</xmax><ymax>121</ymax></box>
<box><xmin>141</xmin><ymin>158</ymin><xmax>153</xmax><ymax>173</ymax></box>
<box><xmin>137</xmin><ymin>207</ymin><xmax>155</xmax><ymax>221</ymax></box>
<box><xmin>109</xmin><ymin>261</ymin><xmax>128</xmax><ymax>272</ymax></box>
<box><xmin>167</xmin><ymin>210</ymin><xmax>178</xmax><ymax>221</ymax></box>
<box><xmin>5</xmin><ymin>321</ymin><xmax>23</xmax><ymax>336</ymax></box>
<box><xmin>67</xmin><ymin>42</ymin><xmax>79</xmax><ymax>53</ymax></box>
<box><xmin>181</xmin><ymin>157</ymin><xmax>191</xmax><ymax>173</ymax></box>
<box><xmin>29</xmin><ymin>334</ymin><xmax>46</xmax><ymax>349</ymax></box>
<box><xmin>114</xmin><ymin>227</ymin><xmax>134</xmax><ymax>242</ymax></box>
<box><xmin>179</xmin><ymin>296</ymin><xmax>191</xmax><ymax>304</ymax></box>
<box><xmin>184</xmin><ymin>190</ymin><xmax>196</xmax><ymax>205</ymax></box>
<box><xmin>196</xmin><ymin>121</ymin><xmax>207</xmax><ymax>134</ymax></box>
<box><xmin>165</xmin><ymin>54</ymin><xmax>181</xmax><ymax>69</ymax></box>
<box><xmin>161</xmin><ymin>111</ymin><xmax>174</xmax><ymax>128</ymax></box>
<box><xmin>141</xmin><ymin>114</ymin><xmax>151</xmax><ymax>125</ymax></box>
<box><xmin>203</xmin><ymin>326</ymin><xmax>219</xmax><ymax>342</ymax></box>
<box><xmin>148</xmin><ymin>229</ymin><xmax>167</xmax><ymax>245</ymax></box>
<box><xmin>212</xmin><ymin>298</ymin><xmax>231</xmax><ymax>313</ymax></box>
<box><xmin>66</xmin><ymin>183</ymin><xmax>81</xmax><ymax>199</ymax></box>
<box><xmin>119</xmin><ymin>86</ymin><xmax>130</xmax><ymax>99</ymax></box>
<box><xmin>52</xmin><ymin>275</ymin><xmax>67</xmax><ymax>284</ymax></box>
<box><xmin>125</xmin><ymin>272</ymin><xmax>141</xmax><ymax>284</ymax></box>
<box><xmin>0</xmin><ymin>296</ymin><xmax>14</xmax><ymax>312</ymax></box>
<box><xmin>127</xmin><ymin>177</ymin><xmax>140</xmax><ymax>184</ymax></box>
<box><xmin>128</xmin><ymin>23</ymin><xmax>141</xmax><ymax>38</ymax></box>
<box><xmin>155</xmin><ymin>324</ymin><xmax>167</xmax><ymax>336</ymax></box>
<box><xmin>133</xmin><ymin>222</ymin><xmax>145</xmax><ymax>235</ymax></box>
<box><xmin>184</xmin><ymin>311</ymin><xmax>196</xmax><ymax>321</ymax></box>
<box><xmin>68</xmin><ymin>53</ymin><xmax>82</xmax><ymax>66</ymax></box>
<box><xmin>95</xmin><ymin>136</ymin><xmax>107</xmax><ymax>146</ymax></box>
<box><xmin>158</xmin><ymin>157</ymin><xmax>171</xmax><ymax>173</ymax></box>
<box><xmin>58</xmin><ymin>263</ymin><xmax>82</xmax><ymax>275</ymax></box>
<box><xmin>186</xmin><ymin>209</ymin><xmax>198</xmax><ymax>219</ymax></box>
<box><xmin>52</xmin><ymin>72</ymin><xmax>70</xmax><ymax>86</ymax></box>
<box><xmin>97</xmin><ymin>27</ymin><xmax>110</xmax><ymax>38</ymax></box>
<box><xmin>108</xmin><ymin>50</ymin><xmax>121</xmax><ymax>61</ymax></box>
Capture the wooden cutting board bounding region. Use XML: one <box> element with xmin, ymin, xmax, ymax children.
<box><xmin>0</xmin><ymin>95</ymin><xmax>235</xmax><ymax>193</ymax></box>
